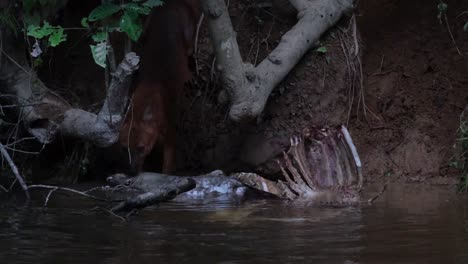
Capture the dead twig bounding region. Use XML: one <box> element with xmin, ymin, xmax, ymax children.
<box><xmin>28</xmin><ymin>184</ymin><xmax>122</xmax><ymax>203</ymax></box>
<box><xmin>378</xmin><ymin>54</ymin><xmax>385</xmax><ymax>73</ymax></box>
<box><xmin>8</xmin><ymin>178</ymin><xmax>17</xmax><ymax>191</ymax></box>
<box><xmin>44</xmin><ymin>188</ymin><xmax>58</xmax><ymax>207</ymax></box>
<box><xmin>367</xmin><ymin>181</ymin><xmax>388</xmax><ymax>204</ymax></box>
<box><xmin>91</xmin><ymin>206</ymin><xmax>127</xmax><ymax>221</ymax></box>
<box><xmin>0</xmin><ymin>143</ymin><xmax>29</xmax><ymax>198</ymax></box>
<box><xmin>0</xmin><ymin>184</ymin><xmax>8</xmax><ymax>193</ymax></box>
<box><xmin>442</xmin><ymin>12</ymin><xmax>463</xmax><ymax>56</ymax></box>
<box><xmin>2</xmin><ymin>145</ymin><xmax>41</xmax><ymax>155</ymax></box>
<box><xmin>4</xmin><ymin>137</ymin><xmax>37</xmax><ymax>146</ymax></box>
<box><xmin>261</xmin><ymin>20</ymin><xmax>275</xmax><ymax>52</ymax></box>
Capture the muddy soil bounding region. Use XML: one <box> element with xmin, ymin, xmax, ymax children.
<box><xmin>355</xmin><ymin>0</ymin><xmax>468</xmax><ymax>184</ymax></box>
<box><xmin>180</xmin><ymin>0</ymin><xmax>468</xmax><ymax>186</ymax></box>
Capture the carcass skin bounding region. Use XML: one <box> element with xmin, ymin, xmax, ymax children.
<box><xmin>234</xmin><ymin>125</ymin><xmax>363</xmax><ymax>205</ymax></box>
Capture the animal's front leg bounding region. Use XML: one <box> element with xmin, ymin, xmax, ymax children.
<box><xmin>162</xmin><ymin>141</ymin><xmax>176</xmax><ymax>174</ymax></box>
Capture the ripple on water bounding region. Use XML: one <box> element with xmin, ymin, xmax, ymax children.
<box><xmin>0</xmin><ymin>183</ymin><xmax>467</xmax><ymax>264</ymax></box>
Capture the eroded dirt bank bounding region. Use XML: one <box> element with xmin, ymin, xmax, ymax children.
<box><xmin>179</xmin><ymin>0</ymin><xmax>468</xmax><ymax>185</ymax></box>
<box><xmin>354</xmin><ymin>0</ymin><xmax>468</xmax><ymax>184</ymax></box>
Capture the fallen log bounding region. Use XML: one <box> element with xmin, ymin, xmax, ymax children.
<box><xmin>107</xmin><ymin>170</ymin><xmax>249</xmax><ymax>204</ymax></box>
<box><xmin>110</xmin><ymin>178</ymin><xmax>196</xmax><ymax>212</ymax></box>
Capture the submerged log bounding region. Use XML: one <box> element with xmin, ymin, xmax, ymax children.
<box><xmin>107</xmin><ymin>170</ymin><xmax>248</xmax><ymax>211</ymax></box>
<box><xmin>110</xmin><ymin>177</ymin><xmax>196</xmax><ymax>212</ymax></box>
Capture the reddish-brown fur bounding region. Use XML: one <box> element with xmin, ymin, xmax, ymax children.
<box><xmin>119</xmin><ymin>0</ymin><xmax>201</xmax><ymax>174</ymax></box>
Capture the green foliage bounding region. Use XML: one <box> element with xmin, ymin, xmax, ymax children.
<box><xmin>91</xmin><ymin>31</ymin><xmax>108</xmax><ymax>42</ymax></box>
<box><xmin>81</xmin><ymin>17</ymin><xmax>89</xmax><ymax>28</ymax></box>
<box><xmin>48</xmin><ymin>27</ymin><xmax>66</xmax><ymax>47</ymax></box>
<box><xmin>120</xmin><ymin>10</ymin><xmax>143</xmax><ymax>41</ymax></box>
<box><xmin>122</xmin><ymin>2</ymin><xmax>151</xmax><ymax>15</ymax></box>
<box><xmin>437</xmin><ymin>1</ymin><xmax>448</xmax><ymax>23</ymax></box>
<box><xmin>90</xmin><ymin>42</ymin><xmax>108</xmax><ymax>68</ymax></box>
<box><xmin>142</xmin><ymin>0</ymin><xmax>164</xmax><ymax>8</ymax></box>
<box><xmin>26</xmin><ymin>21</ymin><xmax>67</xmax><ymax>47</ymax></box>
<box><xmin>316</xmin><ymin>46</ymin><xmax>327</xmax><ymax>54</ymax></box>
<box><xmin>85</xmin><ymin>0</ymin><xmax>164</xmax><ymax>67</ymax></box>
<box><xmin>88</xmin><ymin>3</ymin><xmax>121</xmax><ymax>22</ymax></box>
<box><xmin>20</xmin><ymin>0</ymin><xmax>164</xmax><ymax>68</ymax></box>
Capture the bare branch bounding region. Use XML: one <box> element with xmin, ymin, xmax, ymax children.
<box><xmin>28</xmin><ymin>184</ymin><xmax>118</xmax><ymax>202</ymax></box>
<box><xmin>0</xmin><ymin>143</ymin><xmax>30</xmax><ymax>198</ymax></box>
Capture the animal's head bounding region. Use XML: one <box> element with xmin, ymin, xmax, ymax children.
<box><xmin>119</xmin><ymin>119</ymin><xmax>159</xmax><ymax>175</ymax></box>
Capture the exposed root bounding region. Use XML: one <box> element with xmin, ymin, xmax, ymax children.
<box><xmin>194</xmin><ymin>13</ymin><xmax>205</xmax><ymax>75</ymax></box>
<box><xmin>338</xmin><ymin>15</ymin><xmax>383</xmax><ymax>125</ymax></box>
<box><xmin>441</xmin><ymin>11</ymin><xmax>463</xmax><ymax>56</ymax></box>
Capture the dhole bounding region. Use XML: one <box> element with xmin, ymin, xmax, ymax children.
<box><xmin>119</xmin><ymin>0</ymin><xmax>201</xmax><ymax>175</ymax></box>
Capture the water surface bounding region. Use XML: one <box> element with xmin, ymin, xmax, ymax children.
<box><xmin>0</xmin><ymin>183</ymin><xmax>467</xmax><ymax>263</ymax></box>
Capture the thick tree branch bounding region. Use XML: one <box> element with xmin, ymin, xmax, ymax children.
<box><xmin>203</xmin><ymin>0</ymin><xmax>354</xmax><ymax>121</ymax></box>
<box><xmin>0</xmin><ymin>21</ymin><xmax>139</xmax><ymax>146</ymax></box>
<box><xmin>59</xmin><ymin>52</ymin><xmax>139</xmax><ymax>146</ymax></box>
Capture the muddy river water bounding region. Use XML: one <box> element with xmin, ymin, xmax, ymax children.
<box><xmin>0</xmin><ymin>183</ymin><xmax>467</xmax><ymax>263</ymax></box>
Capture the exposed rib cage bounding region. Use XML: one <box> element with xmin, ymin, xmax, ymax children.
<box><xmin>235</xmin><ymin>125</ymin><xmax>363</xmax><ymax>203</ymax></box>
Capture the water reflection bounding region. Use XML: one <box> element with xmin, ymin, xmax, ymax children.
<box><xmin>0</xmin><ymin>183</ymin><xmax>467</xmax><ymax>264</ymax></box>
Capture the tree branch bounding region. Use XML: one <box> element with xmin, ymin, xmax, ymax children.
<box><xmin>203</xmin><ymin>0</ymin><xmax>354</xmax><ymax>121</ymax></box>
<box><xmin>0</xmin><ymin>143</ymin><xmax>30</xmax><ymax>198</ymax></box>
<box><xmin>0</xmin><ymin>22</ymin><xmax>139</xmax><ymax>146</ymax></box>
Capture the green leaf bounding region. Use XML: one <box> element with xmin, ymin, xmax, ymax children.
<box><xmin>123</xmin><ymin>2</ymin><xmax>151</xmax><ymax>15</ymax></box>
<box><xmin>92</xmin><ymin>31</ymin><xmax>108</xmax><ymax>42</ymax></box>
<box><xmin>316</xmin><ymin>46</ymin><xmax>327</xmax><ymax>53</ymax></box>
<box><xmin>48</xmin><ymin>27</ymin><xmax>66</xmax><ymax>47</ymax></box>
<box><xmin>27</xmin><ymin>21</ymin><xmax>54</xmax><ymax>39</ymax></box>
<box><xmin>88</xmin><ymin>3</ymin><xmax>121</xmax><ymax>22</ymax></box>
<box><xmin>142</xmin><ymin>0</ymin><xmax>164</xmax><ymax>8</ymax></box>
<box><xmin>120</xmin><ymin>11</ymin><xmax>143</xmax><ymax>41</ymax></box>
<box><xmin>437</xmin><ymin>2</ymin><xmax>448</xmax><ymax>12</ymax></box>
<box><xmin>81</xmin><ymin>17</ymin><xmax>89</xmax><ymax>28</ymax></box>
<box><xmin>90</xmin><ymin>42</ymin><xmax>108</xmax><ymax>68</ymax></box>
<box><xmin>464</xmin><ymin>22</ymin><xmax>468</xmax><ymax>32</ymax></box>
